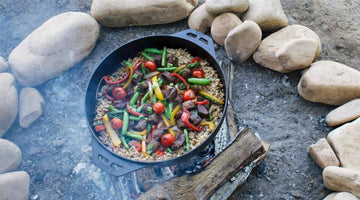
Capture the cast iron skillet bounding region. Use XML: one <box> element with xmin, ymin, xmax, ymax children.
<box><xmin>85</xmin><ymin>29</ymin><xmax>228</xmax><ymax>176</ymax></box>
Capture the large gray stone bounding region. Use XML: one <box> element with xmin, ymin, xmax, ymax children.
<box><xmin>241</xmin><ymin>0</ymin><xmax>288</xmax><ymax>32</ymax></box>
<box><xmin>225</xmin><ymin>20</ymin><xmax>262</xmax><ymax>63</ymax></box>
<box><xmin>0</xmin><ymin>139</ymin><xmax>22</xmax><ymax>174</ymax></box>
<box><xmin>298</xmin><ymin>61</ymin><xmax>360</xmax><ymax>106</ymax></box>
<box><xmin>205</xmin><ymin>0</ymin><xmax>249</xmax><ymax>14</ymax></box>
<box><xmin>0</xmin><ymin>171</ymin><xmax>30</xmax><ymax>200</ymax></box>
<box><xmin>308</xmin><ymin>138</ymin><xmax>340</xmax><ymax>169</ymax></box>
<box><xmin>188</xmin><ymin>4</ymin><xmax>216</xmax><ymax>33</ymax></box>
<box><xmin>327</xmin><ymin>118</ymin><xmax>360</xmax><ymax>171</ymax></box>
<box><xmin>211</xmin><ymin>12</ymin><xmax>242</xmax><ymax>46</ymax></box>
<box><xmin>0</xmin><ymin>56</ymin><xmax>8</xmax><ymax>72</ymax></box>
<box><xmin>0</xmin><ymin>73</ymin><xmax>18</xmax><ymax>137</ymax></box>
<box><xmin>326</xmin><ymin>99</ymin><xmax>360</xmax><ymax>127</ymax></box>
<box><xmin>19</xmin><ymin>87</ymin><xmax>45</xmax><ymax>128</ymax></box>
<box><xmin>323</xmin><ymin>166</ymin><xmax>360</xmax><ymax>198</ymax></box>
<box><xmin>91</xmin><ymin>0</ymin><xmax>198</xmax><ymax>27</ymax></box>
<box><xmin>9</xmin><ymin>12</ymin><xmax>99</xmax><ymax>86</ymax></box>
<box><xmin>253</xmin><ymin>25</ymin><xmax>321</xmax><ymax>73</ymax></box>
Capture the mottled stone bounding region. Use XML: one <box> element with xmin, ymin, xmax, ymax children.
<box><xmin>241</xmin><ymin>0</ymin><xmax>288</xmax><ymax>32</ymax></box>
<box><xmin>334</xmin><ymin>192</ymin><xmax>359</xmax><ymax>200</ymax></box>
<box><xmin>205</xmin><ymin>0</ymin><xmax>249</xmax><ymax>14</ymax></box>
<box><xmin>308</xmin><ymin>138</ymin><xmax>340</xmax><ymax>169</ymax></box>
<box><xmin>0</xmin><ymin>171</ymin><xmax>30</xmax><ymax>200</ymax></box>
<box><xmin>327</xmin><ymin>118</ymin><xmax>360</xmax><ymax>171</ymax></box>
<box><xmin>9</xmin><ymin>12</ymin><xmax>99</xmax><ymax>86</ymax></box>
<box><xmin>253</xmin><ymin>25</ymin><xmax>321</xmax><ymax>73</ymax></box>
<box><xmin>211</xmin><ymin>13</ymin><xmax>242</xmax><ymax>46</ymax></box>
<box><xmin>225</xmin><ymin>20</ymin><xmax>262</xmax><ymax>63</ymax></box>
<box><xmin>323</xmin><ymin>166</ymin><xmax>360</xmax><ymax>198</ymax></box>
<box><xmin>0</xmin><ymin>73</ymin><xmax>18</xmax><ymax>137</ymax></box>
<box><xmin>91</xmin><ymin>0</ymin><xmax>198</xmax><ymax>27</ymax></box>
<box><xmin>0</xmin><ymin>139</ymin><xmax>22</xmax><ymax>174</ymax></box>
<box><xmin>298</xmin><ymin>61</ymin><xmax>360</xmax><ymax>106</ymax></box>
<box><xmin>326</xmin><ymin>99</ymin><xmax>360</xmax><ymax>127</ymax></box>
<box><xmin>0</xmin><ymin>56</ymin><xmax>8</xmax><ymax>72</ymax></box>
<box><xmin>188</xmin><ymin>4</ymin><xmax>216</xmax><ymax>33</ymax></box>
<box><xmin>19</xmin><ymin>87</ymin><xmax>45</xmax><ymax>128</ymax></box>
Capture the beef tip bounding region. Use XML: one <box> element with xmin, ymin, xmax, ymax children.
<box><xmin>135</xmin><ymin>119</ymin><xmax>147</xmax><ymax>131</ymax></box>
<box><xmin>160</xmin><ymin>71</ymin><xmax>176</xmax><ymax>83</ymax></box>
<box><xmin>165</xmin><ymin>87</ymin><xmax>177</xmax><ymax>100</ymax></box>
<box><xmin>176</xmin><ymin>119</ymin><xmax>187</xmax><ymax>129</ymax></box>
<box><xmin>148</xmin><ymin>139</ymin><xmax>161</xmax><ymax>154</ymax></box>
<box><xmin>197</xmin><ymin>105</ymin><xmax>209</xmax><ymax>118</ymax></box>
<box><xmin>181</xmin><ymin>68</ymin><xmax>191</xmax><ymax>79</ymax></box>
<box><xmin>190</xmin><ymin>85</ymin><xmax>202</xmax><ymax>93</ymax></box>
<box><xmin>189</xmin><ymin>110</ymin><xmax>202</xmax><ymax>125</ymax></box>
<box><xmin>143</xmin><ymin>103</ymin><xmax>153</xmax><ymax>114</ymax></box>
<box><xmin>125</xmin><ymin>87</ymin><xmax>134</xmax><ymax>99</ymax></box>
<box><xmin>182</xmin><ymin>100</ymin><xmax>196</xmax><ymax>110</ymax></box>
<box><xmin>148</xmin><ymin>113</ymin><xmax>160</xmax><ymax>124</ymax></box>
<box><xmin>170</xmin><ymin>134</ymin><xmax>185</xmax><ymax>151</ymax></box>
<box><xmin>174</xmin><ymin>94</ymin><xmax>183</xmax><ymax>105</ymax></box>
<box><xmin>153</xmin><ymin>54</ymin><xmax>162</xmax><ymax>67</ymax></box>
<box><xmin>113</xmin><ymin>100</ymin><xmax>127</xmax><ymax>109</ymax></box>
<box><xmin>171</xmin><ymin>126</ymin><xmax>183</xmax><ymax>137</ymax></box>
<box><xmin>167</xmin><ymin>54</ymin><xmax>179</xmax><ymax>66</ymax></box>
<box><xmin>174</xmin><ymin>110</ymin><xmax>183</xmax><ymax>119</ymax></box>
<box><xmin>131</xmin><ymin>70</ymin><xmax>143</xmax><ymax>85</ymax></box>
<box><xmin>152</xmin><ymin>126</ymin><xmax>169</xmax><ymax>140</ymax></box>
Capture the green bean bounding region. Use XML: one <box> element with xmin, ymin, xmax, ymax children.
<box><xmin>187</xmin><ymin>62</ymin><xmax>200</xmax><ymax>68</ymax></box>
<box><xmin>141</xmin><ymin>63</ymin><xmax>146</xmax><ymax>75</ymax></box>
<box><xmin>124</xmin><ymin>61</ymin><xmax>132</xmax><ymax>67</ymax></box>
<box><xmin>144</xmin><ymin>48</ymin><xmax>163</xmax><ymax>54</ymax></box>
<box><xmin>142</xmin><ymin>52</ymin><xmax>154</xmax><ymax>61</ymax></box>
<box><xmin>121</xmin><ymin>111</ymin><xmax>129</xmax><ymax>135</ymax></box>
<box><xmin>156</xmin><ymin>67</ymin><xmax>178</xmax><ymax>72</ymax></box>
<box><xmin>166</xmin><ymin>147</ymin><xmax>172</xmax><ymax>153</ymax></box>
<box><xmin>141</xmin><ymin>91</ymin><xmax>150</xmax><ymax>103</ymax></box>
<box><xmin>130</xmin><ymin>91</ymin><xmax>140</xmax><ymax>106</ymax></box>
<box><xmin>146</xmin><ymin>144</ymin><xmax>153</xmax><ymax>154</ymax></box>
<box><xmin>187</xmin><ymin>78</ymin><xmax>212</xmax><ymax>85</ymax></box>
<box><xmin>129</xmin><ymin>115</ymin><xmax>148</xmax><ymax>121</ymax></box>
<box><xmin>161</xmin><ymin>46</ymin><xmax>166</xmax><ymax>67</ymax></box>
<box><xmin>146</xmin><ymin>124</ymin><xmax>152</xmax><ymax>136</ymax></box>
<box><xmin>93</xmin><ymin>120</ymin><xmax>104</xmax><ymax>126</ymax></box>
<box><xmin>184</xmin><ymin>129</ymin><xmax>190</xmax><ymax>151</ymax></box>
<box><xmin>120</xmin><ymin>135</ymin><xmax>129</xmax><ymax>148</ymax></box>
<box><xmin>125</xmin><ymin>131</ymin><xmax>143</xmax><ymax>140</ymax></box>
<box><xmin>167</xmin><ymin>63</ymin><xmax>174</xmax><ymax>68</ymax></box>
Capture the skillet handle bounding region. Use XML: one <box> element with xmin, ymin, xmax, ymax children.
<box><xmin>172</xmin><ymin>29</ymin><xmax>216</xmax><ymax>58</ymax></box>
<box><xmin>91</xmin><ymin>137</ymin><xmax>146</xmax><ymax>176</ymax></box>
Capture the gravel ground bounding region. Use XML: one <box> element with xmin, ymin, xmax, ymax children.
<box><xmin>1</xmin><ymin>0</ymin><xmax>356</xmax><ymax>199</ymax></box>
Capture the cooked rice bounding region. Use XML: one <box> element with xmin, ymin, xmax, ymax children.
<box><xmin>94</xmin><ymin>48</ymin><xmax>225</xmax><ymax>161</ymax></box>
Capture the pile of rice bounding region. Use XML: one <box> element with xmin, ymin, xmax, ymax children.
<box><xmin>94</xmin><ymin>48</ymin><xmax>224</xmax><ymax>161</ymax></box>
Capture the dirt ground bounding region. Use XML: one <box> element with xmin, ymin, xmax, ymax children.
<box><xmin>1</xmin><ymin>0</ymin><xmax>358</xmax><ymax>199</ymax></box>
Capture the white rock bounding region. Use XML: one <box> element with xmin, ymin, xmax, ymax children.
<box><xmin>0</xmin><ymin>56</ymin><xmax>8</xmax><ymax>72</ymax></box>
<box><xmin>225</xmin><ymin>20</ymin><xmax>262</xmax><ymax>63</ymax></box>
<box><xmin>0</xmin><ymin>171</ymin><xmax>30</xmax><ymax>200</ymax></box>
<box><xmin>324</xmin><ymin>193</ymin><xmax>338</xmax><ymax>200</ymax></box>
<box><xmin>0</xmin><ymin>73</ymin><xmax>18</xmax><ymax>137</ymax></box>
<box><xmin>298</xmin><ymin>61</ymin><xmax>360</xmax><ymax>105</ymax></box>
<box><xmin>308</xmin><ymin>138</ymin><xmax>340</xmax><ymax>169</ymax></box>
<box><xmin>211</xmin><ymin>13</ymin><xmax>242</xmax><ymax>46</ymax></box>
<box><xmin>9</xmin><ymin>12</ymin><xmax>99</xmax><ymax>86</ymax></box>
<box><xmin>241</xmin><ymin>0</ymin><xmax>288</xmax><ymax>32</ymax></box>
<box><xmin>327</xmin><ymin>117</ymin><xmax>360</xmax><ymax>171</ymax></box>
<box><xmin>0</xmin><ymin>139</ymin><xmax>22</xmax><ymax>174</ymax></box>
<box><xmin>253</xmin><ymin>25</ymin><xmax>321</xmax><ymax>73</ymax></box>
<box><xmin>19</xmin><ymin>87</ymin><xmax>45</xmax><ymax>128</ymax></box>
<box><xmin>188</xmin><ymin>4</ymin><xmax>216</xmax><ymax>33</ymax></box>
<box><xmin>334</xmin><ymin>192</ymin><xmax>359</xmax><ymax>200</ymax></box>
<box><xmin>205</xmin><ymin>0</ymin><xmax>249</xmax><ymax>14</ymax></box>
<box><xmin>91</xmin><ymin>0</ymin><xmax>198</xmax><ymax>27</ymax></box>
<box><xmin>326</xmin><ymin>99</ymin><xmax>360</xmax><ymax>127</ymax></box>
<box><xmin>323</xmin><ymin>166</ymin><xmax>360</xmax><ymax>198</ymax></box>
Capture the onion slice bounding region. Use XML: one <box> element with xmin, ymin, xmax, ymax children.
<box><xmin>144</xmin><ymin>71</ymin><xmax>160</xmax><ymax>79</ymax></box>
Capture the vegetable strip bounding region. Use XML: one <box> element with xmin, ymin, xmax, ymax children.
<box><xmin>184</xmin><ymin>129</ymin><xmax>190</xmax><ymax>151</ymax></box>
<box><xmin>122</xmin><ymin>66</ymin><xmax>134</xmax><ymax>89</ymax></box>
<box><xmin>161</xmin><ymin>46</ymin><xmax>167</xmax><ymax>67</ymax></box>
<box><xmin>187</xmin><ymin>78</ymin><xmax>212</xmax><ymax>85</ymax></box>
<box><xmin>103</xmin><ymin>114</ymin><xmax>121</xmax><ymax>147</ymax></box>
<box><xmin>171</xmin><ymin>73</ymin><xmax>189</xmax><ymax>89</ymax></box>
<box><xmin>152</xmin><ymin>76</ymin><xmax>164</xmax><ymax>100</ymax></box>
<box><xmin>144</xmin><ymin>48</ymin><xmax>162</xmax><ymax>54</ymax></box>
<box><xmin>170</xmin><ymin>105</ymin><xmax>181</xmax><ymax>126</ymax></box>
<box><xmin>199</xmin><ymin>91</ymin><xmax>224</xmax><ymax>104</ymax></box>
<box><xmin>142</xmin><ymin>52</ymin><xmax>154</xmax><ymax>61</ymax></box>
<box><xmin>156</xmin><ymin>67</ymin><xmax>178</xmax><ymax>72</ymax></box>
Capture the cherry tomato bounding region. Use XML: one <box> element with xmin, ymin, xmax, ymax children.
<box><xmin>111</xmin><ymin>118</ymin><xmax>123</xmax><ymax>130</ymax></box>
<box><xmin>182</xmin><ymin>89</ymin><xmax>196</xmax><ymax>101</ymax></box>
<box><xmin>94</xmin><ymin>125</ymin><xmax>106</xmax><ymax>132</ymax></box>
<box><xmin>191</xmin><ymin>57</ymin><xmax>202</xmax><ymax>63</ymax></box>
<box><xmin>144</xmin><ymin>60</ymin><xmax>157</xmax><ymax>72</ymax></box>
<box><xmin>153</xmin><ymin>102</ymin><xmax>165</xmax><ymax>114</ymax></box>
<box><xmin>191</xmin><ymin>69</ymin><xmax>205</xmax><ymax>78</ymax></box>
<box><xmin>112</xmin><ymin>87</ymin><xmax>126</xmax><ymax>100</ymax></box>
<box><xmin>161</xmin><ymin>133</ymin><xmax>175</xmax><ymax>147</ymax></box>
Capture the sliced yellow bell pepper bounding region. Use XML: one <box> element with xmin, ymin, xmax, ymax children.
<box><xmin>123</xmin><ymin>66</ymin><xmax>134</xmax><ymax>89</ymax></box>
<box><xmin>173</xmin><ymin>64</ymin><xmax>186</xmax><ymax>73</ymax></box>
<box><xmin>199</xmin><ymin>90</ymin><xmax>224</xmax><ymax>105</ymax></box>
<box><xmin>130</xmin><ymin>129</ymin><xmax>147</xmax><ymax>136</ymax></box>
<box><xmin>142</xmin><ymin>135</ymin><xmax>147</xmax><ymax>155</ymax></box>
<box><xmin>103</xmin><ymin>114</ymin><xmax>121</xmax><ymax>147</ymax></box>
<box><xmin>161</xmin><ymin>114</ymin><xmax>175</xmax><ymax>136</ymax></box>
<box><xmin>170</xmin><ymin>105</ymin><xmax>181</xmax><ymax>126</ymax></box>
<box><xmin>199</xmin><ymin>120</ymin><xmax>216</xmax><ymax>131</ymax></box>
<box><xmin>152</xmin><ymin>75</ymin><xmax>164</xmax><ymax>100</ymax></box>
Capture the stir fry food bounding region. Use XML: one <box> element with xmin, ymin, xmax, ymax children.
<box><xmin>94</xmin><ymin>47</ymin><xmax>225</xmax><ymax>161</ymax></box>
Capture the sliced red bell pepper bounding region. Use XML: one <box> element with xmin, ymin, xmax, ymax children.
<box><xmin>130</xmin><ymin>141</ymin><xmax>142</xmax><ymax>152</ymax></box>
<box><xmin>103</xmin><ymin>74</ymin><xmax>130</xmax><ymax>85</ymax></box>
<box><xmin>126</xmin><ymin>103</ymin><xmax>147</xmax><ymax>117</ymax></box>
<box><xmin>103</xmin><ymin>90</ymin><xmax>115</xmax><ymax>101</ymax></box>
<box><xmin>94</xmin><ymin>125</ymin><xmax>106</xmax><ymax>132</ymax></box>
<box><xmin>181</xmin><ymin>108</ymin><xmax>202</xmax><ymax>132</ymax></box>
<box><xmin>133</xmin><ymin>60</ymin><xmax>144</xmax><ymax>71</ymax></box>
<box><xmin>171</xmin><ymin>72</ymin><xmax>189</xmax><ymax>89</ymax></box>
<box><xmin>194</xmin><ymin>100</ymin><xmax>209</xmax><ymax>105</ymax></box>
<box><xmin>150</xmin><ymin>125</ymin><xmax>156</xmax><ymax>139</ymax></box>
<box><xmin>154</xmin><ymin>148</ymin><xmax>165</xmax><ymax>157</ymax></box>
